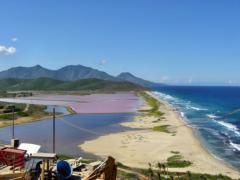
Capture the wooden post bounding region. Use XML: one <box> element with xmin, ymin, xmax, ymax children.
<box><xmin>53</xmin><ymin>107</ymin><xmax>55</xmax><ymax>153</ymax></box>
<box><xmin>12</xmin><ymin>106</ymin><xmax>15</xmax><ymax>139</ymax></box>
<box><xmin>41</xmin><ymin>160</ymin><xmax>45</xmax><ymax>180</ymax></box>
<box><xmin>46</xmin><ymin>160</ymin><xmax>49</xmax><ymax>172</ymax></box>
<box><xmin>47</xmin><ymin>160</ymin><xmax>50</xmax><ymax>179</ymax></box>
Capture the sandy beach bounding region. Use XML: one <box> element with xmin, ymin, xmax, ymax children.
<box><xmin>80</xmin><ymin>91</ymin><xmax>240</xmax><ymax>178</ymax></box>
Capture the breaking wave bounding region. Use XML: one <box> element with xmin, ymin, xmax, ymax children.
<box><xmin>207</xmin><ymin>114</ymin><xmax>220</xmax><ymax>119</ymax></box>
<box><xmin>230</xmin><ymin>141</ymin><xmax>240</xmax><ymax>151</ymax></box>
<box><xmin>180</xmin><ymin>112</ymin><xmax>185</xmax><ymax>118</ymax></box>
<box><xmin>153</xmin><ymin>91</ymin><xmax>177</xmax><ymax>101</ymax></box>
<box><xmin>216</xmin><ymin>121</ymin><xmax>240</xmax><ymax>136</ymax></box>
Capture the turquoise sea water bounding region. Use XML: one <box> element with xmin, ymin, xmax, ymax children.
<box><xmin>154</xmin><ymin>86</ymin><xmax>240</xmax><ymax>170</ymax></box>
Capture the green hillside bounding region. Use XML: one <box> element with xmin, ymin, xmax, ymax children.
<box><xmin>0</xmin><ymin>78</ymin><xmax>145</xmax><ymax>91</ymax></box>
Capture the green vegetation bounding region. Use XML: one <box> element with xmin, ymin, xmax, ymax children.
<box><xmin>66</xmin><ymin>107</ymin><xmax>76</xmax><ymax>114</ymax></box>
<box><xmin>170</xmin><ymin>151</ymin><xmax>180</xmax><ymax>154</ymax></box>
<box><xmin>117</xmin><ymin>162</ymin><xmax>232</xmax><ymax>180</ymax></box>
<box><xmin>117</xmin><ymin>162</ymin><xmax>132</xmax><ymax>170</ymax></box>
<box><xmin>0</xmin><ymin>78</ymin><xmax>145</xmax><ymax>92</ymax></box>
<box><xmin>152</xmin><ymin>118</ymin><xmax>161</xmax><ymax>123</ymax></box>
<box><xmin>16</xmin><ymin>111</ymin><xmax>29</xmax><ymax>117</ymax></box>
<box><xmin>0</xmin><ymin>90</ymin><xmax>32</xmax><ymax>98</ymax></box>
<box><xmin>26</xmin><ymin>104</ymin><xmax>50</xmax><ymax>117</ymax></box>
<box><xmin>167</xmin><ymin>155</ymin><xmax>192</xmax><ymax>168</ymax></box>
<box><xmin>0</xmin><ymin>102</ymin><xmax>52</xmax><ymax>125</ymax></box>
<box><xmin>0</xmin><ymin>103</ymin><xmax>27</xmax><ymax>121</ymax></box>
<box><xmin>117</xmin><ymin>170</ymin><xmax>138</xmax><ymax>179</ymax></box>
<box><xmin>57</xmin><ymin>154</ymin><xmax>75</xmax><ymax>160</ymax></box>
<box><xmin>153</xmin><ymin>125</ymin><xmax>170</xmax><ymax>133</ymax></box>
<box><xmin>139</xmin><ymin>92</ymin><xmax>164</xmax><ymax>117</ymax></box>
<box><xmin>0</xmin><ymin>113</ymin><xmax>13</xmax><ymax>120</ymax></box>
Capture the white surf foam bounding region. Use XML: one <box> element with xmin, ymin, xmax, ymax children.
<box><xmin>229</xmin><ymin>141</ymin><xmax>240</xmax><ymax>151</ymax></box>
<box><xmin>210</xmin><ymin>152</ymin><xmax>224</xmax><ymax>161</ymax></box>
<box><xmin>180</xmin><ymin>112</ymin><xmax>185</xmax><ymax>118</ymax></box>
<box><xmin>207</xmin><ymin>114</ymin><xmax>220</xmax><ymax>119</ymax></box>
<box><xmin>217</xmin><ymin>121</ymin><xmax>240</xmax><ymax>136</ymax></box>
<box><xmin>218</xmin><ymin>121</ymin><xmax>238</xmax><ymax>131</ymax></box>
<box><xmin>153</xmin><ymin>91</ymin><xmax>176</xmax><ymax>101</ymax></box>
<box><xmin>189</xmin><ymin>106</ymin><xmax>208</xmax><ymax>111</ymax></box>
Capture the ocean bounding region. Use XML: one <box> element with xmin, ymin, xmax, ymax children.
<box><xmin>153</xmin><ymin>86</ymin><xmax>240</xmax><ymax>170</ymax></box>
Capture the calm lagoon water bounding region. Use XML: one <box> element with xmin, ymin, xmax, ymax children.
<box><xmin>0</xmin><ymin>108</ymin><xmax>136</xmax><ymax>157</ymax></box>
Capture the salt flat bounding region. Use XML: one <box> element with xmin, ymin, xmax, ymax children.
<box><xmin>0</xmin><ymin>92</ymin><xmax>141</xmax><ymax>113</ymax></box>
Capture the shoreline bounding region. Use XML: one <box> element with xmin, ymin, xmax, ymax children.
<box><xmin>0</xmin><ymin>105</ymin><xmax>75</xmax><ymax>129</ymax></box>
<box><xmin>80</xmin><ymin>91</ymin><xmax>240</xmax><ymax>178</ymax></box>
<box><xmin>151</xmin><ymin>91</ymin><xmax>240</xmax><ymax>173</ymax></box>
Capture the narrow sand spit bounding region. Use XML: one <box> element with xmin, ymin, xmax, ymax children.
<box><xmin>80</xmin><ymin>91</ymin><xmax>240</xmax><ymax>178</ymax></box>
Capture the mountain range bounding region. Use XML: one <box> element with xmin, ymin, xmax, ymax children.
<box><xmin>0</xmin><ymin>65</ymin><xmax>164</xmax><ymax>88</ymax></box>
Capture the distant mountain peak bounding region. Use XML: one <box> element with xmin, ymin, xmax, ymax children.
<box><xmin>32</xmin><ymin>64</ymin><xmax>46</xmax><ymax>69</ymax></box>
<box><xmin>117</xmin><ymin>72</ymin><xmax>164</xmax><ymax>88</ymax></box>
<box><xmin>118</xmin><ymin>72</ymin><xmax>136</xmax><ymax>77</ymax></box>
<box><xmin>60</xmin><ymin>64</ymin><xmax>85</xmax><ymax>68</ymax></box>
<box><xmin>34</xmin><ymin>64</ymin><xmax>42</xmax><ymax>68</ymax></box>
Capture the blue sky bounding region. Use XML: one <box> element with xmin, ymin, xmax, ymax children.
<box><xmin>0</xmin><ymin>0</ymin><xmax>240</xmax><ymax>85</ymax></box>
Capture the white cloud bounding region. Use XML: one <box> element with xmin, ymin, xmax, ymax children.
<box><xmin>11</xmin><ymin>37</ymin><xmax>18</xmax><ymax>42</ymax></box>
<box><xmin>99</xmin><ymin>59</ymin><xmax>107</xmax><ymax>65</ymax></box>
<box><xmin>159</xmin><ymin>75</ymin><xmax>169</xmax><ymax>82</ymax></box>
<box><xmin>188</xmin><ymin>77</ymin><xmax>193</xmax><ymax>84</ymax></box>
<box><xmin>0</xmin><ymin>45</ymin><xmax>16</xmax><ymax>55</ymax></box>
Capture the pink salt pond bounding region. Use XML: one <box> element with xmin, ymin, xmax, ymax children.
<box><xmin>0</xmin><ymin>92</ymin><xmax>142</xmax><ymax>114</ymax></box>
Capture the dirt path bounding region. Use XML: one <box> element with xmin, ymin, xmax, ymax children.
<box><xmin>23</xmin><ymin>104</ymin><xmax>30</xmax><ymax>112</ymax></box>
